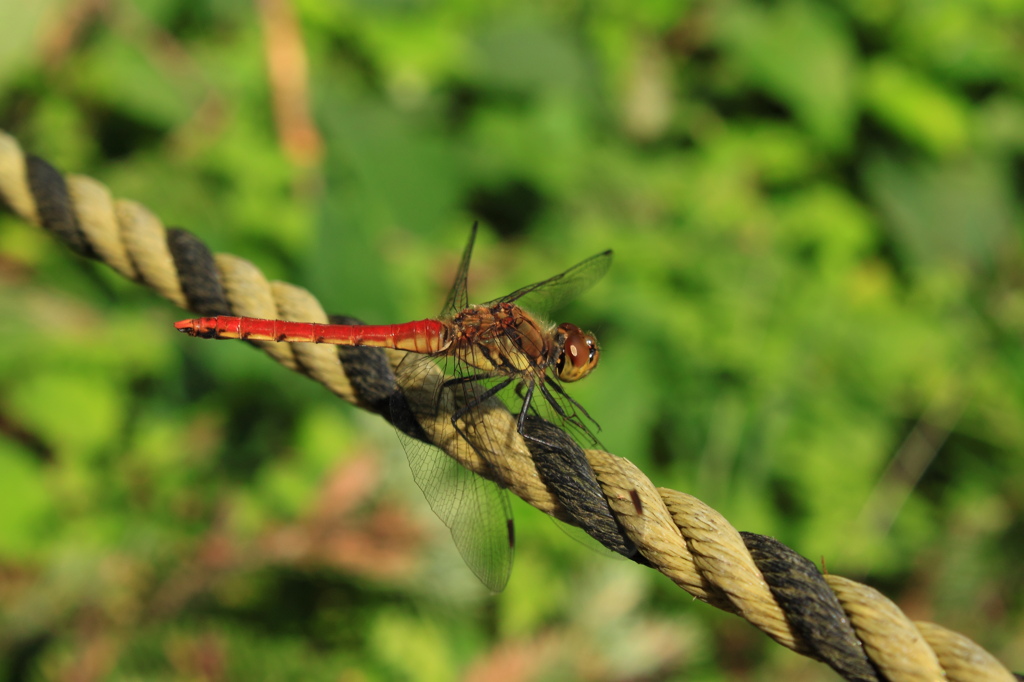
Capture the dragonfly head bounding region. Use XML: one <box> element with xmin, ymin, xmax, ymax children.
<box><xmin>554</xmin><ymin>323</ymin><xmax>600</xmax><ymax>382</ymax></box>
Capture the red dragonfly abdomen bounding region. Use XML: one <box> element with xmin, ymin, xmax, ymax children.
<box><xmin>175</xmin><ymin>316</ymin><xmax>451</xmax><ymax>354</ymax></box>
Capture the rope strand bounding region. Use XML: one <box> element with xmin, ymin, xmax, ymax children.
<box><xmin>0</xmin><ymin>129</ymin><xmax>1016</xmax><ymax>682</ymax></box>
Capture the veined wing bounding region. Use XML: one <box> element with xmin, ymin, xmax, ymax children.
<box><xmin>390</xmin><ymin>352</ymin><xmax>515</xmax><ymax>592</ymax></box>
<box><xmin>496</xmin><ymin>249</ymin><xmax>612</xmax><ymax>315</ymax></box>
<box><xmin>440</xmin><ymin>223</ymin><xmax>478</xmax><ymax>318</ymax></box>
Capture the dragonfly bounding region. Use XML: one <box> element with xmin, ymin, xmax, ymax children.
<box><xmin>175</xmin><ymin>224</ymin><xmax>612</xmax><ymax>591</ymax></box>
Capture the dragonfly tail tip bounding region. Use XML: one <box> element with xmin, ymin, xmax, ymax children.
<box><xmin>174</xmin><ymin>319</ymin><xmax>201</xmax><ymax>336</ymax></box>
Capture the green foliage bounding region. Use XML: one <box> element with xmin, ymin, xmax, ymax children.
<box><xmin>2</xmin><ymin>0</ymin><xmax>1024</xmax><ymax>678</ymax></box>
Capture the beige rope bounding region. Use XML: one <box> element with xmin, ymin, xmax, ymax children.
<box><xmin>0</xmin><ymin>129</ymin><xmax>1014</xmax><ymax>682</ymax></box>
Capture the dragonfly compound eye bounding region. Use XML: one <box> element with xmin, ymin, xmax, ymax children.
<box><xmin>555</xmin><ymin>323</ymin><xmax>600</xmax><ymax>382</ymax></box>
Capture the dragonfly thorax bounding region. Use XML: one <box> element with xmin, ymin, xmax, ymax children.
<box><xmin>445</xmin><ymin>303</ymin><xmax>600</xmax><ymax>384</ymax></box>
<box><xmin>447</xmin><ymin>303</ymin><xmax>559</xmax><ymax>376</ymax></box>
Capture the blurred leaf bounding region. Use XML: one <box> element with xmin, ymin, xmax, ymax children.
<box><xmin>719</xmin><ymin>0</ymin><xmax>858</xmax><ymax>150</ymax></box>
<box><xmin>71</xmin><ymin>32</ymin><xmax>198</xmax><ymax>128</ymax></box>
<box><xmin>370</xmin><ymin>609</ymin><xmax>456</xmax><ymax>682</ymax></box>
<box><xmin>8</xmin><ymin>371</ymin><xmax>123</xmax><ymax>458</ymax></box>
<box><xmin>863</xmin><ymin>58</ymin><xmax>971</xmax><ymax>156</ymax></box>
<box><xmin>864</xmin><ymin>153</ymin><xmax>1012</xmax><ymax>270</ymax></box>
<box><xmin>0</xmin><ymin>443</ymin><xmax>54</xmax><ymax>558</ymax></box>
<box><xmin>0</xmin><ymin>0</ymin><xmax>60</xmax><ymax>88</ymax></box>
<box><xmin>472</xmin><ymin>15</ymin><xmax>588</xmax><ymax>95</ymax></box>
<box><xmin>889</xmin><ymin>0</ymin><xmax>1022</xmax><ymax>82</ymax></box>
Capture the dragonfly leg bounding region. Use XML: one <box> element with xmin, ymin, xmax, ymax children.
<box><xmin>518</xmin><ymin>382</ymin><xmax>579</xmax><ymax>452</ymax></box>
<box><xmin>543</xmin><ymin>376</ymin><xmax>601</xmax><ymax>435</ymax></box>
<box><xmin>514</xmin><ymin>381</ymin><xmax>596</xmax><ymax>455</ymax></box>
<box><xmin>444</xmin><ymin>376</ymin><xmax>515</xmax><ymax>448</ymax></box>
<box><xmin>515</xmin><ymin>383</ymin><xmax>536</xmax><ymax>435</ymax></box>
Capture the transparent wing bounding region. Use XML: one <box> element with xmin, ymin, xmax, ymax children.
<box><xmin>391</xmin><ymin>352</ymin><xmax>515</xmax><ymax>592</ymax></box>
<box><xmin>495</xmin><ymin>249</ymin><xmax>612</xmax><ymax>315</ymax></box>
<box><xmin>440</xmin><ymin>223</ymin><xmax>478</xmax><ymax>318</ymax></box>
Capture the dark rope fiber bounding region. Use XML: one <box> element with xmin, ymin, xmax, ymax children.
<box><xmin>26</xmin><ymin>155</ymin><xmax>95</xmax><ymax>258</ymax></box>
<box><xmin>165</xmin><ymin>228</ymin><xmax>232</xmax><ymax>316</ymax></box>
<box><xmin>742</xmin><ymin>532</ymin><xmax>881</xmax><ymax>681</ymax></box>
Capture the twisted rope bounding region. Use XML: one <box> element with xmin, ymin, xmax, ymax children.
<box><xmin>0</xmin><ymin>129</ymin><xmax>1017</xmax><ymax>682</ymax></box>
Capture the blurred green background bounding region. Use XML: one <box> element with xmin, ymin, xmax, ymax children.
<box><xmin>2</xmin><ymin>0</ymin><xmax>1024</xmax><ymax>679</ymax></box>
